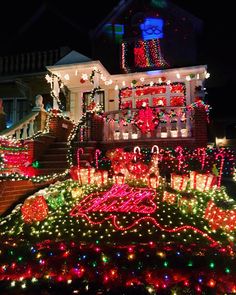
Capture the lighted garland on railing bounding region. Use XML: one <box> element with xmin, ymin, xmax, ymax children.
<box><xmin>104</xmin><ymin>100</ymin><xmax>210</xmax><ymax>125</ymax></box>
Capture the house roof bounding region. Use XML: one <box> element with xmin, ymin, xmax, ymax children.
<box><xmin>92</xmin><ymin>0</ymin><xmax>203</xmax><ymax>39</ymax></box>
<box><xmin>55</xmin><ymin>51</ymin><xmax>91</xmax><ymax>65</ymax></box>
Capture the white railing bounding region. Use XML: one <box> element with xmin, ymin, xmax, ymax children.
<box><xmin>103</xmin><ymin>107</ymin><xmax>193</xmax><ymax>141</ymax></box>
<box><xmin>0</xmin><ymin>112</ymin><xmax>40</xmax><ymax>140</ymax></box>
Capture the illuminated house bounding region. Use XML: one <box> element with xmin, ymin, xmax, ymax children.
<box><xmin>0</xmin><ymin>0</ymin><xmax>210</xmax><ymax>213</ymax></box>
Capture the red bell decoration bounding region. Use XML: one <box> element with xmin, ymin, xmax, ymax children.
<box><xmin>148</xmin><ymin>173</ymin><xmax>159</xmax><ymax>189</ymax></box>
<box><xmin>170</xmin><ymin>173</ymin><xmax>189</xmax><ymax>191</ymax></box>
<box><xmin>80</xmin><ymin>78</ymin><xmax>86</xmax><ymax>84</ymax></box>
<box><xmin>190</xmin><ymin>171</ymin><xmax>217</xmax><ymax>192</ymax></box>
<box><xmin>114</xmin><ymin>172</ymin><xmax>125</xmax><ymax>184</ymax></box>
<box><xmin>21</xmin><ymin>195</ymin><xmax>48</xmax><ymax>223</ymax></box>
<box><xmin>163</xmin><ymin>191</ymin><xmax>176</xmax><ymax>204</ymax></box>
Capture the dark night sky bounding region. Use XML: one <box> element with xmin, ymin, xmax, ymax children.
<box><xmin>0</xmin><ymin>0</ymin><xmax>235</xmax><ymax>117</ymax></box>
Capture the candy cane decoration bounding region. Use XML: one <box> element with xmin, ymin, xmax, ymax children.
<box><xmin>197</xmin><ymin>147</ymin><xmax>206</xmax><ymax>171</ymax></box>
<box><xmin>77</xmin><ymin>148</ymin><xmax>84</xmax><ymax>171</ymax></box>
<box><xmin>175</xmin><ymin>146</ymin><xmax>183</xmax><ymax>172</ymax></box>
<box><xmin>151</xmin><ymin>145</ymin><xmax>159</xmax><ymax>154</ymax></box>
<box><xmin>133</xmin><ymin>146</ymin><xmax>141</xmax><ymax>162</ymax></box>
<box><xmin>95</xmin><ymin>149</ymin><xmax>101</xmax><ymax>169</ymax></box>
<box><xmin>216</xmin><ymin>152</ymin><xmax>225</xmax><ymax>188</ymax></box>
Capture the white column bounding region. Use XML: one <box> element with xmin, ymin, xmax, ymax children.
<box><xmin>185</xmin><ymin>81</ymin><xmax>191</xmax><ymax>105</ymax></box>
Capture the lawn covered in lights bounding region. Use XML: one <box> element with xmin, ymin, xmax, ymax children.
<box><xmin>0</xmin><ymin>178</ymin><xmax>236</xmax><ymax>294</ymax></box>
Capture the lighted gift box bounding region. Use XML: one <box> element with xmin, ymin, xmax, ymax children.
<box><xmin>71</xmin><ymin>187</ymin><xmax>84</xmax><ymax>198</ymax></box>
<box><xmin>78</xmin><ymin>167</ymin><xmax>95</xmax><ymax>185</ymax></box>
<box><xmin>190</xmin><ymin>171</ymin><xmax>217</xmax><ymax>192</ymax></box>
<box><xmin>170</xmin><ymin>173</ymin><xmax>189</xmax><ymax>191</ymax></box>
<box><xmin>94</xmin><ymin>170</ymin><xmax>108</xmax><ymax>186</ymax></box>
<box><xmin>178</xmin><ymin>196</ymin><xmax>197</xmax><ymax>213</ymax></box>
<box><xmin>204</xmin><ymin>200</ymin><xmax>236</xmax><ymax>231</ymax></box>
<box><xmin>21</xmin><ymin>195</ymin><xmax>48</xmax><ymax>223</ymax></box>
<box><xmin>163</xmin><ymin>191</ymin><xmax>176</xmax><ymax>204</ymax></box>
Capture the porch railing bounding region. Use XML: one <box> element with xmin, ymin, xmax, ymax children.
<box><xmin>103</xmin><ymin>107</ymin><xmax>193</xmax><ymax>141</ymax></box>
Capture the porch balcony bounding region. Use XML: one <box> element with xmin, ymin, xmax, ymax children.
<box><xmin>77</xmin><ymin>106</ymin><xmax>208</xmax><ymax>150</ymax></box>
<box><xmin>102</xmin><ymin>106</ymin><xmax>192</xmax><ymax>142</ymax></box>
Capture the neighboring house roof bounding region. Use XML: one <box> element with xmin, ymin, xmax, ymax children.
<box><xmin>55</xmin><ymin>51</ymin><xmax>91</xmax><ymax>65</ymax></box>
<box><xmin>92</xmin><ymin>0</ymin><xmax>203</xmax><ymax>39</ymax></box>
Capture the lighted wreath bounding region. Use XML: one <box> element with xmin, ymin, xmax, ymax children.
<box><xmin>134</xmin><ymin>105</ymin><xmax>159</xmax><ymax>134</ymax></box>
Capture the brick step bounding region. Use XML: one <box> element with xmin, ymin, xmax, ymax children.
<box><xmin>40</xmin><ymin>153</ymin><xmax>67</xmax><ymax>161</ymax></box>
<box><xmin>74</xmin><ymin>141</ymin><xmax>97</xmax><ymax>148</ymax></box>
<box><xmin>46</xmin><ymin>148</ymin><xmax>68</xmax><ymax>154</ymax></box>
<box><xmin>49</xmin><ymin>142</ymin><xmax>68</xmax><ymax>148</ymax></box>
<box><xmin>38</xmin><ymin>161</ymin><xmax>68</xmax><ymax>168</ymax></box>
<box><xmin>75</xmin><ymin>153</ymin><xmax>93</xmax><ymax>161</ymax></box>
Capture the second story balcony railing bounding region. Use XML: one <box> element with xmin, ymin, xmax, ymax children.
<box><xmin>102</xmin><ymin>107</ymin><xmax>193</xmax><ymax>142</ymax></box>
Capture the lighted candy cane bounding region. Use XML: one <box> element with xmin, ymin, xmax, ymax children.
<box><xmin>216</xmin><ymin>152</ymin><xmax>225</xmax><ymax>188</ymax></box>
<box><xmin>77</xmin><ymin>148</ymin><xmax>84</xmax><ymax>171</ymax></box>
<box><xmin>95</xmin><ymin>149</ymin><xmax>102</xmax><ymax>169</ymax></box>
<box><xmin>197</xmin><ymin>147</ymin><xmax>206</xmax><ymax>171</ymax></box>
<box><xmin>175</xmin><ymin>146</ymin><xmax>183</xmax><ymax>172</ymax></box>
<box><xmin>133</xmin><ymin>146</ymin><xmax>141</xmax><ymax>162</ymax></box>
